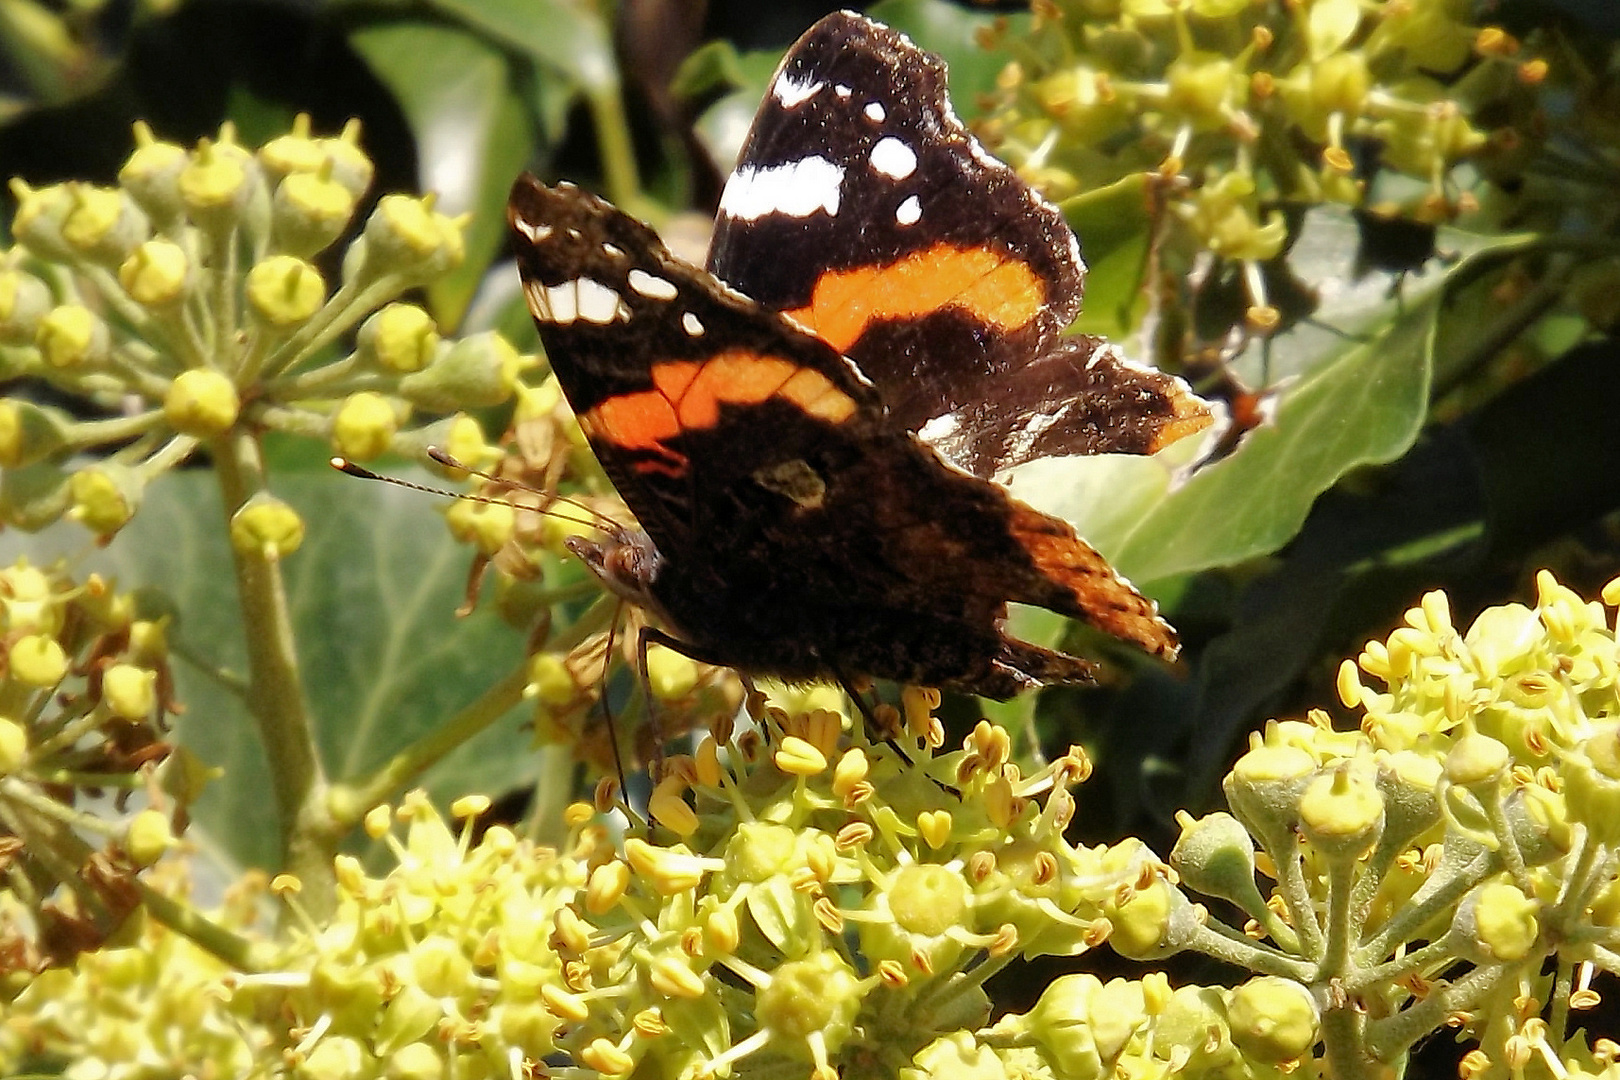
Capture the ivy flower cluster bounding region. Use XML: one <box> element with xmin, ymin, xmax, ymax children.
<box><xmin>0</xmin><ymin>559</ymin><xmax>187</xmax><ymax>984</ymax></box>
<box><xmin>1</xmin><ymin>116</ymin><xmax>524</xmax><ymax>547</ymax></box>
<box><xmin>1156</xmin><ymin>571</ymin><xmax>1620</xmax><ymax>1079</ymax></box>
<box><xmin>5</xmin><ymin>571</ymin><xmax>1620</xmax><ymax>1079</ymax></box>
<box><xmin>982</xmin><ymin>0</ymin><xmax>1538</xmax><ymax>325</ymax></box>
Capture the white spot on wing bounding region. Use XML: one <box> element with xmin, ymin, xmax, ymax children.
<box><xmin>870</xmin><ymin>137</ymin><xmax>917</xmax><ymax>179</ymax></box>
<box><xmin>574</xmin><ymin>278</ymin><xmax>627</xmax><ymax>324</ymax></box>
<box><xmin>541</xmin><ymin>281</ymin><xmax>576</xmax><ymax>324</ymax></box>
<box><xmin>601</xmin><ymin>242</ymin><xmax>624</xmax><ymax>258</ymax></box>
<box><xmin>1005</xmin><ymin>404</ymin><xmax>1070</xmax><ymax>462</ymax></box>
<box><xmin>515</xmin><ymin>220</ymin><xmax>552</xmax><ymax>243</ymax></box>
<box><xmin>682</xmin><ymin>312</ymin><xmax>704</xmax><ymax>336</ymax></box>
<box><xmin>864</xmin><ymin>101</ymin><xmax>886</xmax><ymax>122</ymax></box>
<box><xmin>719</xmin><ymin>157</ymin><xmax>844</xmax><ymax>222</ymax></box>
<box><xmin>917</xmin><ymin>412</ymin><xmax>958</xmax><ymax>444</ymax></box>
<box><xmin>773</xmin><ymin>72</ymin><xmax>823</xmax><ymax>108</ymax></box>
<box><xmin>895</xmin><ymin>195</ymin><xmax>922</xmax><ymax>226</ymax></box>
<box><xmin>835</xmin><ymin>84</ymin><xmax>852</xmax><ymax>99</ymax></box>
<box><xmin>627</xmin><ymin>269</ymin><xmax>678</xmax><ymax>300</ymax></box>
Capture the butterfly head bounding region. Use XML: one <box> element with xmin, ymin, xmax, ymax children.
<box><xmin>564</xmin><ymin>530</ymin><xmax>665</xmax><ymax>614</ymax></box>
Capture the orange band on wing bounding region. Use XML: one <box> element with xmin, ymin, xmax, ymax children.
<box><xmin>582</xmin><ymin>349</ymin><xmax>858</xmax><ymax>475</ymax></box>
<box><xmin>787</xmin><ymin>242</ymin><xmax>1045</xmax><ymax>354</ymax></box>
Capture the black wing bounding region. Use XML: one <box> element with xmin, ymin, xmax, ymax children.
<box><xmin>706</xmin><ymin>11</ymin><xmax>1209</xmax><ymax>478</ymax></box>
<box><xmin>509</xmin><ymin>175</ymin><xmax>1179</xmax><ymax>696</ymax></box>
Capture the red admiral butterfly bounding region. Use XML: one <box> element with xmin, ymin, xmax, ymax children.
<box><xmin>507</xmin><ymin>11</ymin><xmax>1210</xmax><ymax>700</ymax></box>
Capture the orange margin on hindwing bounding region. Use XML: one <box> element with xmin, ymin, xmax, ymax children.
<box><xmin>582</xmin><ymin>350</ymin><xmax>858</xmax><ymax>475</ymax></box>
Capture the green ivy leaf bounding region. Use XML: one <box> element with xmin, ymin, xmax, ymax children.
<box><xmin>1064</xmin><ymin>174</ymin><xmax>1153</xmax><ymax>339</ymax></box>
<box><xmin>350</xmin><ymin>21</ymin><xmax>535</xmax><ymax>328</ymax></box>
<box><xmin>423</xmin><ymin>0</ymin><xmax>617</xmax><ymax>92</ymax></box>
<box><xmin>1008</xmin><ymin>216</ymin><xmax>1511</xmax><ymax>585</ymax></box>
<box><xmin>6</xmin><ymin>465</ymin><xmax>533</xmax><ymax>873</ymax></box>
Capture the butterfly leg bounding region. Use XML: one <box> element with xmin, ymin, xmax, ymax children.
<box><xmin>598</xmin><ymin>601</ymin><xmax>634</xmax><ymax>805</ymax></box>
<box><xmin>635</xmin><ymin>626</ymin><xmax>738</xmax><ymax>773</ymax></box>
<box><xmin>834</xmin><ymin>670</ymin><xmax>886</xmax><ymax>740</ymax></box>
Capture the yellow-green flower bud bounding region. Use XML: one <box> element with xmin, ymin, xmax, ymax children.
<box><xmin>1</xmin><ymin>461</ymin><xmax>72</xmax><ymax>531</ymax></box>
<box><xmin>164</xmin><ymin>369</ymin><xmax>240</xmax><ymax>437</ymax></box>
<box><xmin>0</xmin><ymin>268</ymin><xmax>52</xmax><ymax>344</ymax></box>
<box><xmin>647</xmin><ymin>643</ymin><xmax>698</xmax><ymax>701</ymax></box>
<box><xmin>397</xmin><ymin>331</ymin><xmax>522</xmax><ymax>410</ymax></box>
<box><xmin>0</xmin><ymin>716</ymin><xmax>28</xmax><ymax>774</ymax></box>
<box><xmin>37</xmin><ymin>304</ymin><xmax>110</xmax><ymax>369</ymax></box>
<box><xmin>526</xmin><ymin>652</ymin><xmax>579</xmax><ymax>707</ymax></box>
<box><xmin>756</xmin><ymin>951</ymin><xmax>862</xmax><ymax>1048</ymax></box>
<box><xmin>1157</xmin><ymin>986</ymin><xmax>1236</xmax><ymax>1071</ymax></box>
<box><xmin>385</xmin><ymin>1043</ymin><xmax>444</xmax><ymax>1080</ymax></box>
<box><xmin>102</xmin><ymin>662</ymin><xmax>157</xmax><ymax>720</ymax></box>
<box><xmin>1299</xmin><ymin>766</ymin><xmax>1384</xmax><ymax>859</ymax></box>
<box><xmin>1227</xmin><ymin>977</ymin><xmax>1319</xmax><ymax>1063</ymax></box>
<box><xmin>1565</xmin><ymin>724</ymin><xmax>1620</xmax><ymax>846</ymax></box>
<box><xmin>229</xmin><ymin>492</ymin><xmax>305</xmax><ymax>560</ymax></box>
<box><xmin>124</xmin><ymin>808</ymin><xmax>174</xmax><ymax>867</ymax></box>
<box><xmin>444</xmin><ymin>497</ymin><xmax>514</xmax><ymax>555</ymax></box>
<box><xmin>1281</xmin><ymin>52</ymin><xmax>1373</xmax><ymax>140</ymax></box>
<box><xmin>1106</xmin><ymin>878</ymin><xmax>1183</xmax><ymax>960</ymax></box>
<box><xmin>375</xmin><ymin>984</ymin><xmax>440</xmax><ymax>1054</ymax></box>
<box><xmin>1034</xmin><ymin>66</ymin><xmax>1126</xmax><ymax>145</ymax></box>
<box><xmin>358</xmin><ymin>302</ymin><xmax>440</xmax><ymax>373</ymax></box>
<box><xmin>299</xmin><ymin>1035</ymin><xmax>374</xmax><ymax>1080</ymax></box>
<box><xmin>1377</xmin><ymin>751</ymin><xmax>1443</xmax><ymax>851</ymax></box>
<box><xmin>9</xmin><ymin>179</ymin><xmax>75</xmax><ymax>260</ymax></box>
<box><xmin>878</xmin><ymin>863</ymin><xmax>969</xmax><ymax>970</ymax></box>
<box><xmin>246</xmin><ymin>254</ymin><xmax>325</xmax><ymax>327</ymax></box>
<box><xmin>258</xmin><ymin>114</ymin><xmax>327</xmax><ymax>178</ymax></box>
<box><xmin>331</xmin><ymin>391</ymin><xmax>401</xmax><ymax>462</ymax></box>
<box><xmin>69</xmin><ymin>462</ymin><xmax>141</xmax><ymax>536</ymax></box>
<box><xmin>61</xmin><ymin>185</ymin><xmax>148</xmax><ymax>264</ymax></box>
<box><xmin>0</xmin><ymin>399</ymin><xmax>70</xmax><ymax>468</ymax></box>
<box><xmin>1365</xmin><ymin>7</ymin><xmax>1475</xmax><ymax>81</ymax></box>
<box><xmin>1165</xmin><ymin>53</ymin><xmax>1241</xmax><ymax>128</ymax></box>
<box><xmin>1224</xmin><ymin>744</ymin><xmax>1314</xmax><ymax>843</ymax></box>
<box><xmin>1</xmin><ymin>562</ymin><xmax>57</xmax><ymax>635</ymax></box>
<box><xmin>515</xmin><ymin>376</ymin><xmax>563</xmax><ymax>421</ymax></box>
<box><xmin>1170</xmin><ymin>811</ymin><xmax>1265</xmax><ymax>914</ymax></box>
<box><xmin>1089</xmin><ymin>979</ymin><xmax>1148</xmax><ymax>1062</ymax></box>
<box><xmin>1456</xmin><ymin>881</ymin><xmax>1539</xmax><ymax>962</ymax></box>
<box><xmin>178</xmin><ymin>138</ymin><xmax>257</xmax><ymax>228</ymax></box>
<box><xmin>10</xmin><ymin>633</ymin><xmax>68</xmax><ymax>687</ymax></box>
<box><xmin>1445</xmin><ymin>732</ymin><xmax>1510</xmax><ymax>789</ymax></box>
<box><xmin>129</xmin><ymin>618</ymin><xmax>169</xmax><ymax>665</ymax></box>
<box><xmin>119</xmin><ymin>122</ymin><xmax>190</xmax><ymax>222</ymax></box>
<box><xmin>359</xmin><ymin>193</ymin><xmax>465</xmax><ymax>283</ymax></box>
<box><xmin>118</xmin><ymin>239</ymin><xmax>190</xmax><ymax>307</ymax></box>
<box><xmin>901</xmin><ymin>1033</ymin><xmax>1006</xmax><ymax>1080</ymax></box>
<box><xmin>441</xmin><ymin>414</ymin><xmax>490</xmax><ymax>472</ymax></box>
<box><xmin>1184</xmin><ymin>174</ymin><xmax>1288</xmax><ymax>262</ymax></box>
<box><xmin>1503</xmin><ymin>786</ymin><xmax>1571</xmax><ymax>866</ymax></box>
<box><xmin>1027</xmin><ymin>973</ymin><xmax>1105</xmax><ymax>1080</ymax></box>
<box><xmin>316</xmin><ymin>121</ymin><xmax>376</xmax><ymax>198</ymax></box>
<box><xmin>273</xmin><ymin>166</ymin><xmax>357</xmax><ymax>257</ymax></box>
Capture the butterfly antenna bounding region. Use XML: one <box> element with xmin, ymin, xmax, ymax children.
<box><xmin>330</xmin><ymin>455</ymin><xmax>618</xmax><ymax>538</ymax></box>
<box><xmin>424</xmin><ymin>447</ymin><xmax>627</xmax><ymax>539</ymax></box>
